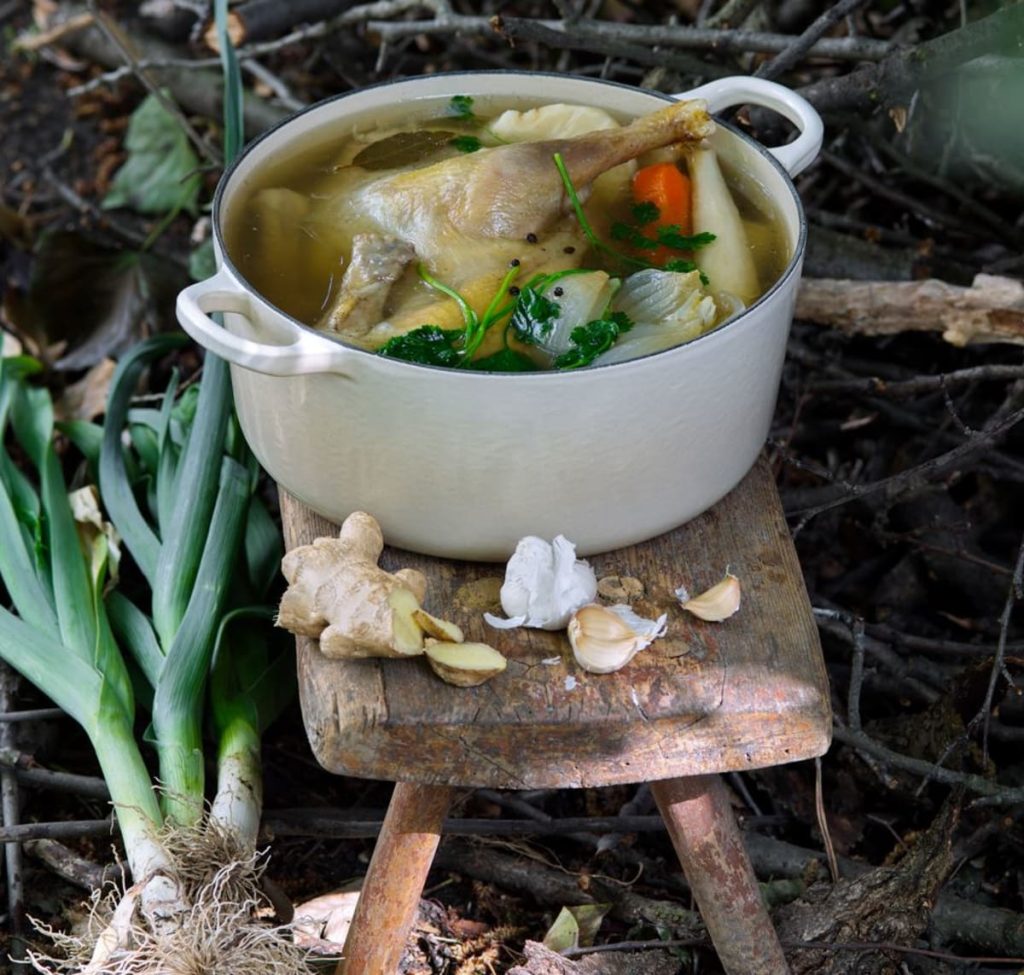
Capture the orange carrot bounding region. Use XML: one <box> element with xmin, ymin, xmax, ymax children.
<box><xmin>631</xmin><ymin>162</ymin><xmax>693</xmax><ymax>265</ymax></box>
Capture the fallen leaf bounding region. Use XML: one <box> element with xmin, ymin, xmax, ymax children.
<box><xmin>55</xmin><ymin>358</ymin><xmax>115</xmax><ymax>421</ymax></box>
<box><xmin>2</xmin><ymin>231</ymin><xmax>185</xmax><ymax>370</ymax></box>
<box><xmin>103</xmin><ymin>92</ymin><xmax>201</xmax><ymax>216</ymax></box>
<box><xmin>292</xmin><ymin>889</ymin><xmax>360</xmax><ymax>953</ymax></box>
<box><xmin>1</xmin><ymin>331</ymin><xmax>23</xmax><ymax>357</ymax></box>
<box><xmin>541</xmin><ymin>903</ymin><xmax>610</xmax><ymax>952</ymax></box>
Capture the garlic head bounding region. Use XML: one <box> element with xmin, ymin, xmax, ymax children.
<box><xmin>486</xmin><ymin>535</ymin><xmax>597</xmax><ymax>631</ymax></box>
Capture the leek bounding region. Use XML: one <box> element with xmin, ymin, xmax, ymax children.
<box><xmin>0</xmin><ymin>2</ymin><xmax>298</xmax><ymax>962</ymax></box>
<box><xmin>0</xmin><ymin>357</ymin><xmax>176</xmax><ymax>928</ymax></box>
<box><xmin>0</xmin><ymin>353</ymin><xmax>292</xmax><ymax>952</ymax></box>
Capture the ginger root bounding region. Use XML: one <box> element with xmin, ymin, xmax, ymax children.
<box><xmin>278</xmin><ymin>511</ymin><xmax>458</xmax><ymax>659</ymax></box>
<box><xmin>278</xmin><ymin>511</ymin><xmax>507</xmax><ymax>685</ymax></box>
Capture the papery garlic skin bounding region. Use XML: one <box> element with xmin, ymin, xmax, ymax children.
<box><xmin>485</xmin><ymin>535</ymin><xmax>597</xmax><ymax>631</ymax></box>
<box><xmin>568</xmin><ymin>603</ymin><xmax>667</xmax><ymax>674</ymax></box>
<box><xmin>606</xmin><ymin>604</ymin><xmax>668</xmax><ymax>642</ymax></box>
<box><xmin>676</xmin><ymin>573</ymin><xmax>741</xmax><ymax>622</ymax></box>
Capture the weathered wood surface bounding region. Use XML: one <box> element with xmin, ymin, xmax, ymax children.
<box><xmin>281</xmin><ymin>455</ymin><xmax>831</xmax><ymax>789</ymax></box>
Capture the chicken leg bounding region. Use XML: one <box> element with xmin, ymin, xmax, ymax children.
<box><xmin>325</xmin><ymin>98</ymin><xmax>713</xmax><ymax>284</ymax></box>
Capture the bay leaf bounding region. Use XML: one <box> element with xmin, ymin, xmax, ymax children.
<box><xmin>351</xmin><ymin>129</ymin><xmax>460</xmax><ymax>171</ymax></box>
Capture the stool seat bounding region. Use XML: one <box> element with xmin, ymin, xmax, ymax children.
<box><xmin>284</xmin><ymin>455</ymin><xmax>831</xmax><ymax>790</ymax></box>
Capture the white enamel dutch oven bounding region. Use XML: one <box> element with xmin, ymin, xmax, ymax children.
<box><xmin>176</xmin><ymin>73</ymin><xmax>822</xmax><ymax>560</ymax></box>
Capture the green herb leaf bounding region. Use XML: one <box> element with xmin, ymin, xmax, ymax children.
<box><xmin>509</xmin><ymin>288</ymin><xmax>561</xmax><ymax>345</ymax></box>
<box><xmin>448</xmin><ymin>95</ymin><xmax>476</xmax><ymax>120</ymax></box>
<box><xmin>378</xmin><ymin>326</ymin><xmax>465</xmax><ymax>367</ymax></box>
<box><xmin>468</xmin><ymin>349</ymin><xmax>537</xmax><ymax>372</ymax></box>
<box><xmin>664</xmin><ymin>259</ymin><xmax>698</xmax><ymax>273</ymax></box>
<box><xmin>553</xmin><ymin>311</ymin><xmax>634</xmax><ymax>370</ymax></box>
<box><xmin>610</xmin><ymin>222</ymin><xmax>659</xmax><ymax>251</ymax></box>
<box><xmin>102</xmin><ymin>93</ymin><xmax>201</xmax><ymax>216</ymax></box>
<box><xmin>631</xmin><ymin>201</ymin><xmax>660</xmax><ymax>225</ymax></box>
<box><xmin>450</xmin><ymin>135</ymin><xmax>483</xmax><ymax>154</ymax></box>
<box><xmin>655</xmin><ymin>227</ymin><xmax>717</xmax><ymax>251</ymax></box>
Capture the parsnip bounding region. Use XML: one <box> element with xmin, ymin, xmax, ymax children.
<box><xmin>278</xmin><ymin>511</ymin><xmax>461</xmax><ymax>659</ymax></box>
<box><xmin>689</xmin><ymin>146</ymin><xmax>759</xmax><ymax>304</ymax></box>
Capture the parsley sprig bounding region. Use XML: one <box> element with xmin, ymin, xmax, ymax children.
<box><xmin>444</xmin><ymin>95</ymin><xmax>506</xmax><ymax>154</ymax></box>
<box><xmin>378</xmin><ymin>264</ymin><xmax>632</xmax><ymax>371</ymax></box>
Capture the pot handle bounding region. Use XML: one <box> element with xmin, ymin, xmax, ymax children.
<box><xmin>176</xmin><ymin>269</ymin><xmax>356</xmax><ymax>377</ymax></box>
<box><xmin>671</xmin><ymin>77</ymin><xmax>823</xmax><ymax>177</ymax></box>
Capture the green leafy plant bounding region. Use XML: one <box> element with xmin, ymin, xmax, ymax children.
<box><xmin>103</xmin><ymin>93</ymin><xmax>202</xmax><ymax>216</ymax></box>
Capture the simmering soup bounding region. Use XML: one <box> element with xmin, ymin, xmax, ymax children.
<box><xmin>225</xmin><ymin>94</ymin><xmax>790</xmax><ymax>371</ymax></box>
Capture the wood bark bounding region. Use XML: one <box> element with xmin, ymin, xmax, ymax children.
<box><xmin>796</xmin><ymin>274</ymin><xmax>1024</xmax><ymax>346</ymax></box>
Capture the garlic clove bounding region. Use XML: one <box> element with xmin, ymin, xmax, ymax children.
<box><xmin>676</xmin><ymin>573</ymin><xmax>741</xmax><ymax>622</ymax></box>
<box><xmin>567</xmin><ymin>603</ymin><xmax>666</xmax><ymax>674</ymax></box>
<box><xmin>424</xmin><ymin>640</ymin><xmax>507</xmax><ymax>686</ymax></box>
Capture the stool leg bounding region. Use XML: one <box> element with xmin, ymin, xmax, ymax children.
<box><xmin>337</xmin><ymin>782</ymin><xmax>453</xmax><ymax>975</ymax></box>
<box><xmin>651</xmin><ymin>775</ymin><xmax>790</xmax><ymax>975</ymax></box>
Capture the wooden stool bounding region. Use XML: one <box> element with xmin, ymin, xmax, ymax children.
<box><xmin>280</xmin><ymin>455</ymin><xmax>831</xmax><ymax>975</ymax></box>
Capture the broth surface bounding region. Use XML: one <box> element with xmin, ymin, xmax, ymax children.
<box><xmin>224</xmin><ymin>95</ymin><xmax>790</xmax><ymax>368</ymax></box>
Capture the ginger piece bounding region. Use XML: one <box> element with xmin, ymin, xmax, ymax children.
<box><xmin>424</xmin><ymin>640</ymin><xmax>507</xmax><ymax>687</ymax></box>
<box><xmin>278</xmin><ymin>511</ymin><xmax>460</xmax><ymax>659</ymax></box>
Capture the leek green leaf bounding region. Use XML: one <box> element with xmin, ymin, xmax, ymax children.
<box><xmin>244</xmin><ymin>496</ymin><xmax>283</xmax><ymax>600</ymax></box>
<box><xmin>0</xmin><ymin>477</ymin><xmax>56</xmax><ymax>632</ymax></box>
<box><xmin>0</xmin><ymin>607</ymin><xmax>102</xmax><ymax>729</ymax></box>
<box><xmin>100</xmin><ymin>334</ymin><xmax>188</xmax><ymax>585</ymax></box>
<box><xmin>153</xmin><ymin>354</ymin><xmax>231</xmax><ymax>644</ymax></box>
<box><xmin>58</xmin><ymin>420</ymin><xmax>104</xmax><ymax>472</ymax></box>
<box><xmin>106</xmin><ymin>591</ymin><xmax>165</xmax><ymax>688</ymax></box>
<box><xmin>215</xmin><ymin>0</ymin><xmax>244</xmax><ymax>165</ymax></box>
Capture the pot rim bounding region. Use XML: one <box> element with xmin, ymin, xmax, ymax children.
<box><xmin>211</xmin><ymin>69</ymin><xmax>809</xmax><ymax>377</ymax></box>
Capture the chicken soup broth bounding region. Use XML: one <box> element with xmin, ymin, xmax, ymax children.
<box><xmin>224</xmin><ymin>94</ymin><xmax>790</xmax><ymax>371</ymax></box>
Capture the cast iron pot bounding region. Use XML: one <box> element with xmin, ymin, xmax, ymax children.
<box><xmin>176</xmin><ymin>73</ymin><xmax>822</xmax><ymax>559</ymax></box>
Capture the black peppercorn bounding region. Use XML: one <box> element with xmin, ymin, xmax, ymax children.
<box><xmin>525</xmin><ymin>233</ymin><xmax>538</xmax><ymax>244</ymax></box>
